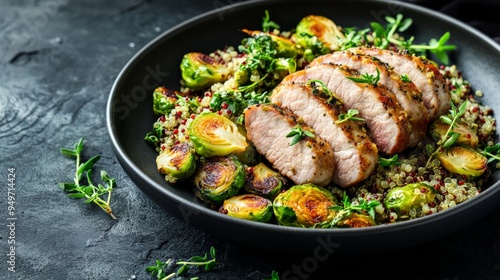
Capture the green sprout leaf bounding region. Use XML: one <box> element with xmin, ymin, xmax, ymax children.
<box><xmin>379</xmin><ymin>154</ymin><xmax>401</xmax><ymax>167</ymax></box>
<box><xmin>335</xmin><ymin>109</ymin><xmax>365</xmax><ymax>124</ymax></box>
<box><xmin>346</xmin><ymin>68</ymin><xmax>380</xmax><ymax>86</ymax></box>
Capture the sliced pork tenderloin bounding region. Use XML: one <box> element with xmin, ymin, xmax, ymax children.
<box><xmin>310</xmin><ymin>51</ymin><xmax>429</xmax><ymax>147</ymax></box>
<box><xmin>271</xmin><ymin>83</ymin><xmax>378</xmax><ymax>187</ymax></box>
<box><xmin>244</xmin><ymin>104</ymin><xmax>335</xmax><ymax>187</ymax></box>
<box><xmin>349</xmin><ymin>47</ymin><xmax>450</xmax><ymax>118</ymax></box>
<box><xmin>280</xmin><ymin>63</ymin><xmax>411</xmax><ymax>154</ymax></box>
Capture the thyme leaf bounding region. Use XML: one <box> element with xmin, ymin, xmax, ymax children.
<box><xmin>379</xmin><ymin>154</ymin><xmax>401</xmax><ymax>167</ymax></box>
<box><xmin>58</xmin><ymin>137</ymin><xmax>117</xmax><ymax>219</ymax></box>
<box><xmin>286</xmin><ymin>125</ymin><xmax>315</xmax><ymax>146</ymax></box>
<box><xmin>335</xmin><ymin>109</ymin><xmax>365</xmax><ymax>124</ymax></box>
<box><xmin>346</xmin><ymin>68</ymin><xmax>380</xmax><ymax>86</ymax></box>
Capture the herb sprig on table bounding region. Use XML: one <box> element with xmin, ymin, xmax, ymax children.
<box><xmin>146</xmin><ymin>246</ymin><xmax>217</xmax><ymax>279</ymax></box>
<box><xmin>58</xmin><ymin>137</ymin><xmax>117</xmax><ymax>219</ymax></box>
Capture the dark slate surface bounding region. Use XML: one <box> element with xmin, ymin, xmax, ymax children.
<box><xmin>1</xmin><ymin>0</ymin><xmax>499</xmax><ymax>279</ymax></box>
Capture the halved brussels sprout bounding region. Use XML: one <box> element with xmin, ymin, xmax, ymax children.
<box><xmin>241</xmin><ymin>29</ymin><xmax>302</xmax><ymax>58</ymax></box>
<box><xmin>219</xmin><ymin>194</ymin><xmax>273</xmax><ymax>222</ymax></box>
<box><xmin>245</xmin><ymin>162</ymin><xmax>284</xmax><ymax>199</ymax></box>
<box><xmin>153</xmin><ymin>86</ymin><xmax>178</xmax><ymax>116</ymax></box>
<box><xmin>437</xmin><ymin>146</ymin><xmax>488</xmax><ymax>177</ymax></box>
<box><xmin>430</xmin><ymin>118</ymin><xmax>479</xmax><ymax>148</ymax></box>
<box><xmin>156</xmin><ymin>142</ymin><xmax>196</xmax><ymax>183</ymax></box>
<box><xmin>188</xmin><ymin>112</ymin><xmax>248</xmax><ymax>157</ymax></box>
<box><xmin>180</xmin><ymin>52</ymin><xmax>231</xmax><ymax>91</ymax></box>
<box><xmin>336</xmin><ymin>213</ymin><xmax>376</xmax><ymax>228</ymax></box>
<box><xmin>194</xmin><ymin>156</ymin><xmax>245</xmax><ymax>203</ymax></box>
<box><xmin>292</xmin><ymin>15</ymin><xmax>345</xmax><ymax>60</ymax></box>
<box><xmin>384</xmin><ymin>183</ymin><xmax>436</xmax><ymax>218</ymax></box>
<box><xmin>273</xmin><ymin>183</ymin><xmax>337</xmax><ymax>228</ymax></box>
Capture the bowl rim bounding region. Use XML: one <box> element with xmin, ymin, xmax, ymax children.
<box><xmin>106</xmin><ymin>0</ymin><xmax>500</xmax><ymax>237</ymax></box>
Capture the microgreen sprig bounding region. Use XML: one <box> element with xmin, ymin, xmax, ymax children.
<box><xmin>400</xmin><ymin>74</ymin><xmax>411</xmax><ymax>83</ymax></box>
<box><xmin>335</xmin><ymin>109</ymin><xmax>365</xmax><ymax>124</ymax></box>
<box><xmin>346</xmin><ymin>68</ymin><xmax>380</xmax><ymax>86</ymax></box>
<box><xmin>482</xmin><ymin>144</ymin><xmax>500</xmax><ymax>164</ymax></box>
<box><xmin>146</xmin><ymin>247</ymin><xmax>217</xmax><ymax>280</ymax></box>
<box><xmin>329</xmin><ymin>192</ymin><xmax>380</xmax><ymax>226</ymax></box>
<box><xmin>379</xmin><ymin>154</ymin><xmax>401</xmax><ymax>167</ymax></box>
<box><xmin>427</xmin><ymin>100</ymin><xmax>468</xmax><ymax>165</ymax></box>
<box><xmin>262</xmin><ymin>10</ymin><xmax>280</xmax><ymax>32</ymax></box>
<box><xmin>59</xmin><ymin>138</ymin><xmax>117</xmax><ymax>219</ymax></box>
<box><xmin>286</xmin><ymin>125</ymin><xmax>315</xmax><ymax>146</ymax></box>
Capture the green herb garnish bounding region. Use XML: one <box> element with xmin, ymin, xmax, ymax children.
<box><xmin>335</xmin><ymin>109</ymin><xmax>365</xmax><ymax>124</ymax></box>
<box><xmin>427</xmin><ymin>100</ymin><xmax>468</xmax><ymax>165</ymax></box>
<box><xmin>146</xmin><ymin>246</ymin><xmax>217</xmax><ymax>280</ymax></box>
<box><xmin>483</xmin><ymin>144</ymin><xmax>500</xmax><ymax>163</ymax></box>
<box><xmin>262</xmin><ymin>10</ymin><xmax>280</xmax><ymax>32</ymax></box>
<box><xmin>286</xmin><ymin>125</ymin><xmax>315</xmax><ymax>146</ymax></box>
<box><xmin>346</xmin><ymin>68</ymin><xmax>380</xmax><ymax>86</ymax></box>
<box><xmin>307</xmin><ymin>79</ymin><xmax>341</xmax><ymax>104</ymax></box>
<box><xmin>330</xmin><ymin>191</ymin><xmax>380</xmax><ymax>225</ymax></box>
<box><xmin>58</xmin><ymin>137</ymin><xmax>117</xmax><ymax>219</ymax></box>
<box><xmin>400</xmin><ymin>74</ymin><xmax>411</xmax><ymax>83</ymax></box>
<box><xmin>263</xmin><ymin>270</ymin><xmax>281</xmax><ymax>280</ymax></box>
<box><xmin>379</xmin><ymin>154</ymin><xmax>401</xmax><ymax>167</ymax></box>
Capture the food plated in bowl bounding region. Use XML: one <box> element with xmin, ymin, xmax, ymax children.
<box><xmin>107</xmin><ymin>0</ymin><xmax>500</xmax><ymax>253</ymax></box>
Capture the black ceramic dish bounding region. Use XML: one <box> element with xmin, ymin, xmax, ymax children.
<box><xmin>107</xmin><ymin>0</ymin><xmax>500</xmax><ymax>254</ymax></box>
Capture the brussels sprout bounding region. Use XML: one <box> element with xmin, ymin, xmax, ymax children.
<box><xmin>219</xmin><ymin>194</ymin><xmax>273</xmax><ymax>222</ymax></box>
<box><xmin>245</xmin><ymin>162</ymin><xmax>284</xmax><ymax>199</ymax></box>
<box><xmin>437</xmin><ymin>145</ymin><xmax>488</xmax><ymax>177</ymax></box>
<box><xmin>273</xmin><ymin>184</ymin><xmax>337</xmax><ymax>228</ymax></box>
<box><xmin>336</xmin><ymin>213</ymin><xmax>376</xmax><ymax>228</ymax></box>
<box><xmin>180</xmin><ymin>52</ymin><xmax>231</xmax><ymax>91</ymax></box>
<box><xmin>384</xmin><ymin>183</ymin><xmax>436</xmax><ymax>217</ymax></box>
<box><xmin>271</xmin><ymin>57</ymin><xmax>297</xmax><ymax>80</ymax></box>
<box><xmin>292</xmin><ymin>15</ymin><xmax>345</xmax><ymax>59</ymax></box>
<box><xmin>241</xmin><ymin>29</ymin><xmax>302</xmax><ymax>58</ymax></box>
<box><xmin>188</xmin><ymin>112</ymin><xmax>248</xmax><ymax>157</ymax></box>
<box><xmin>152</xmin><ymin>86</ymin><xmax>178</xmax><ymax>116</ymax></box>
<box><xmin>156</xmin><ymin>142</ymin><xmax>196</xmax><ymax>183</ymax></box>
<box><xmin>430</xmin><ymin>118</ymin><xmax>478</xmax><ymax>148</ymax></box>
<box><xmin>194</xmin><ymin>156</ymin><xmax>245</xmax><ymax>203</ymax></box>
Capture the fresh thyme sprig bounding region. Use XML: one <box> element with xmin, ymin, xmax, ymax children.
<box><xmin>286</xmin><ymin>125</ymin><xmax>315</xmax><ymax>146</ymax></box>
<box><xmin>329</xmin><ymin>192</ymin><xmax>380</xmax><ymax>226</ymax></box>
<box><xmin>146</xmin><ymin>247</ymin><xmax>217</xmax><ymax>280</ymax></box>
<box><xmin>400</xmin><ymin>74</ymin><xmax>411</xmax><ymax>83</ymax></box>
<box><xmin>335</xmin><ymin>109</ymin><xmax>365</xmax><ymax>124</ymax></box>
<box><xmin>307</xmin><ymin>79</ymin><xmax>341</xmax><ymax>104</ymax></box>
<box><xmin>58</xmin><ymin>138</ymin><xmax>117</xmax><ymax>219</ymax></box>
<box><xmin>427</xmin><ymin>100</ymin><xmax>468</xmax><ymax>165</ymax></box>
<box><xmin>346</xmin><ymin>68</ymin><xmax>380</xmax><ymax>86</ymax></box>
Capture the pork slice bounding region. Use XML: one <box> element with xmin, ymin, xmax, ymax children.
<box><xmin>350</xmin><ymin>47</ymin><xmax>450</xmax><ymax>118</ymax></box>
<box><xmin>310</xmin><ymin>51</ymin><xmax>429</xmax><ymax>147</ymax></box>
<box><xmin>244</xmin><ymin>104</ymin><xmax>335</xmax><ymax>187</ymax></box>
<box><xmin>281</xmin><ymin>63</ymin><xmax>410</xmax><ymax>155</ymax></box>
<box><xmin>271</xmin><ymin>83</ymin><xmax>378</xmax><ymax>187</ymax></box>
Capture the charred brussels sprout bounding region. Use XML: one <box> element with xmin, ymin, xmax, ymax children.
<box><xmin>437</xmin><ymin>146</ymin><xmax>488</xmax><ymax>177</ymax></box>
<box><xmin>245</xmin><ymin>162</ymin><xmax>284</xmax><ymax>199</ymax></box>
<box><xmin>153</xmin><ymin>86</ymin><xmax>178</xmax><ymax>116</ymax></box>
<box><xmin>293</xmin><ymin>15</ymin><xmax>345</xmax><ymax>60</ymax></box>
<box><xmin>430</xmin><ymin>118</ymin><xmax>479</xmax><ymax>148</ymax></box>
<box><xmin>180</xmin><ymin>52</ymin><xmax>231</xmax><ymax>91</ymax></box>
<box><xmin>273</xmin><ymin>184</ymin><xmax>337</xmax><ymax>228</ymax></box>
<box><xmin>384</xmin><ymin>183</ymin><xmax>436</xmax><ymax>218</ymax></box>
<box><xmin>219</xmin><ymin>194</ymin><xmax>273</xmax><ymax>222</ymax></box>
<box><xmin>241</xmin><ymin>29</ymin><xmax>302</xmax><ymax>58</ymax></box>
<box><xmin>156</xmin><ymin>142</ymin><xmax>196</xmax><ymax>183</ymax></box>
<box><xmin>336</xmin><ymin>213</ymin><xmax>376</xmax><ymax>228</ymax></box>
<box><xmin>194</xmin><ymin>156</ymin><xmax>245</xmax><ymax>203</ymax></box>
<box><xmin>188</xmin><ymin>112</ymin><xmax>248</xmax><ymax>157</ymax></box>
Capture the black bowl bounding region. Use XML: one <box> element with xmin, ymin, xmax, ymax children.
<box><xmin>107</xmin><ymin>0</ymin><xmax>500</xmax><ymax>254</ymax></box>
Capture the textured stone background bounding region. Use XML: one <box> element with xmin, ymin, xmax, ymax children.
<box><xmin>1</xmin><ymin>0</ymin><xmax>499</xmax><ymax>279</ymax></box>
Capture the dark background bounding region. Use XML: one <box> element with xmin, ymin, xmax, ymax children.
<box><xmin>1</xmin><ymin>0</ymin><xmax>499</xmax><ymax>279</ymax></box>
